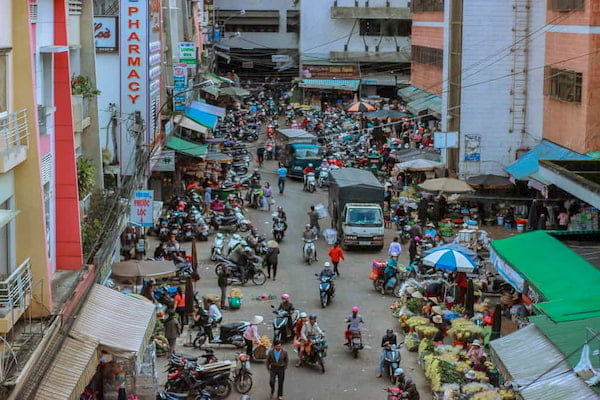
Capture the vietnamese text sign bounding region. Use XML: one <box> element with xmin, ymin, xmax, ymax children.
<box><xmin>179</xmin><ymin>42</ymin><xmax>197</xmax><ymax>65</ymax></box>
<box><xmin>173</xmin><ymin>63</ymin><xmax>187</xmax><ymax>111</ymax></box>
<box><xmin>94</xmin><ymin>16</ymin><xmax>118</xmax><ymax>52</ymax></box>
<box><xmin>131</xmin><ymin>190</ymin><xmax>154</xmax><ymax>226</ymax></box>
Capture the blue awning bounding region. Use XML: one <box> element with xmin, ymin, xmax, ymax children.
<box><xmin>189</xmin><ymin>101</ymin><xmax>226</xmax><ymax>118</ymax></box>
<box><xmin>299</xmin><ymin>79</ymin><xmax>360</xmax><ymax>91</ymax></box>
<box><xmin>185</xmin><ymin>105</ymin><xmax>220</xmax><ymax>130</ymax></box>
<box><xmin>505</xmin><ymin>140</ymin><xmax>590</xmax><ymax>181</ymax></box>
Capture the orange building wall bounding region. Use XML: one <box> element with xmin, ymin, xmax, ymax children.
<box><xmin>547</xmin><ymin>0</ymin><xmax>600</xmax><ymax>26</ymax></box>
<box><xmin>543</xmin><ymin>32</ymin><xmax>600</xmax><ymax>153</ymax></box>
<box><xmin>412</xmin><ymin>11</ymin><xmax>444</xmax><ymax>23</ymax></box>
<box><xmin>411</xmin><ymin>26</ymin><xmax>444</xmax><ymax>49</ymax></box>
<box><xmin>411</xmin><ymin>62</ymin><xmax>443</xmax><ymax>96</ymax></box>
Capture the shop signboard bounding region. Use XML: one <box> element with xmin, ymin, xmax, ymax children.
<box><xmin>179</xmin><ymin>42</ymin><xmax>197</xmax><ymax>65</ymax></box>
<box><xmin>302</xmin><ymin>64</ymin><xmax>358</xmax><ymax>79</ymax></box>
<box><xmin>153</xmin><ymin>150</ymin><xmax>175</xmax><ymax>172</ymax></box>
<box><xmin>94</xmin><ymin>16</ymin><xmax>118</xmax><ymax>53</ymax></box>
<box><xmin>272</xmin><ymin>54</ymin><xmax>290</xmax><ymax>63</ymax></box>
<box><xmin>464</xmin><ymin>134</ymin><xmax>481</xmax><ymax>161</ymax></box>
<box><xmin>130</xmin><ymin>190</ymin><xmax>154</xmax><ymax>226</ymax></box>
<box><xmin>173</xmin><ymin>63</ymin><xmax>187</xmax><ymax>112</ymax></box>
<box><xmin>490</xmin><ymin>249</ymin><xmax>525</xmax><ymax>292</ymax></box>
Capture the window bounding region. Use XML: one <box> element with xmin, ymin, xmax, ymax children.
<box><xmin>0</xmin><ymin>52</ymin><xmax>8</xmax><ymax>114</ymax></box>
<box><xmin>217</xmin><ymin>10</ymin><xmax>280</xmax><ymax>33</ymax></box>
<box><xmin>286</xmin><ymin>10</ymin><xmax>299</xmax><ymax>33</ymax></box>
<box><xmin>359</xmin><ymin>19</ymin><xmax>411</xmax><ymax>37</ymax></box>
<box><xmin>412</xmin><ymin>45</ymin><xmax>443</xmax><ymax>67</ymax></box>
<box><xmin>411</xmin><ymin>0</ymin><xmax>444</xmax><ymax>12</ymax></box>
<box><xmin>549</xmin><ymin>0</ymin><xmax>584</xmax><ymax>11</ymax></box>
<box><xmin>545</xmin><ymin>67</ymin><xmax>582</xmax><ymax>103</ymax></box>
<box><xmin>0</xmin><ymin>199</ymin><xmax>14</xmax><ymax>277</ymax></box>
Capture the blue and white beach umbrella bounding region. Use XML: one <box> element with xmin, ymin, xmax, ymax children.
<box><xmin>422</xmin><ymin>248</ymin><xmax>477</xmax><ymax>273</ymax></box>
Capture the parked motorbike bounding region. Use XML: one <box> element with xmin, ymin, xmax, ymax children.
<box><xmin>166</xmin><ymin>361</ymin><xmax>232</xmax><ymax>399</ymax></box>
<box><xmin>195</xmin><ymin>321</ymin><xmax>249</xmax><ymax>348</ymax></box>
<box><xmin>271</xmin><ymin>306</ymin><xmax>299</xmax><ymax>343</ymax></box>
<box><xmin>382</xmin><ymin>344</ymin><xmax>401</xmax><ymax>384</ymax></box>
<box><xmin>316</xmin><ymin>274</ymin><xmax>335</xmax><ymax>308</ymax></box>
<box><xmin>168</xmin><ymin>349</ymin><xmax>218</xmax><ymax>373</ymax></box>
<box><xmin>386</xmin><ymin>387</ymin><xmax>408</xmax><ymax>400</ymax></box>
<box><xmin>298</xmin><ymin>335</ymin><xmax>326</xmax><ymax>373</ymax></box>
<box><xmin>272</xmin><ymin>216</ymin><xmax>286</xmax><ymax>242</ymax></box>
<box><xmin>232</xmin><ymin>352</ymin><xmax>253</xmax><ymax>394</ymax></box>
<box><xmin>157</xmin><ymin>390</ymin><xmax>212</xmax><ymax>400</ymax></box>
<box><xmin>210</xmin><ymin>232</ymin><xmax>226</xmax><ymax>261</ymax></box>
<box><xmin>303</xmin><ymin>239</ymin><xmax>316</xmax><ymax>265</ymax></box>
<box><xmin>211</xmin><ymin>208</ymin><xmax>250</xmax><ymax>232</ymax></box>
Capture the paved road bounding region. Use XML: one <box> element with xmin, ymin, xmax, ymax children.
<box><xmin>160</xmin><ymin>160</ymin><xmax>433</xmax><ymax>400</ymax></box>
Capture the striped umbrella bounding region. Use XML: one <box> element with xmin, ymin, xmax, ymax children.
<box><xmin>346</xmin><ymin>101</ymin><xmax>377</xmax><ymax>113</ymax></box>
<box><xmin>422</xmin><ymin>248</ymin><xmax>477</xmax><ymax>273</ymax></box>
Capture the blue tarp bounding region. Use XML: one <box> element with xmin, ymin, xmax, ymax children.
<box><xmin>185</xmin><ymin>104</ymin><xmax>220</xmax><ymax>130</ymax></box>
<box><xmin>505</xmin><ymin>140</ymin><xmax>590</xmax><ymax>180</ymax></box>
<box><xmin>189</xmin><ymin>101</ymin><xmax>226</xmax><ymax>118</ymax></box>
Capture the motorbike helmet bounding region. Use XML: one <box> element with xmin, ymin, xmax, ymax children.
<box><xmin>308</xmin><ymin>163</ymin><xmax>313</xmax><ymax>167</ymax></box>
<box><xmin>414</xmin><ymin>236</ymin><xmax>421</xmax><ymax>241</ymax></box>
<box><xmin>305</xmin><ymin>224</ymin><xmax>311</xmax><ymax>228</ymax></box>
<box><xmin>352</xmin><ymin>306</ymin><xmax>359</xmax><ymax>313</ymax></box>
<box><xmin>309</xmin><ymin>314</ymin><xmax>317</xmax><ymax>321</ymax></box>
<box><xmin>277</xmin><ymin>206</ymin><xmax>283</xmax><ymax>211</ymax></box>
<box><xmin>386</xmin><ymin>328</ymin><xmax>393</xmax><ymax>334</ymax></box>
<box><xmin>300</xmin><ymin>312</ymin><xmax>307</xmax><ymax>318</ymax></box>
<box><xmin>324</xmin><ymin>262</ymin><xmax>331</xmax><ymax>268</ymax></box>
<box><xmin>282</xmin><ymin>294</ymin><xmax>290</xmax><ymax>301</ymax></box>
<box><xmin>394</xmin><ymin>368</ymin><xmax>404</xmax><ymax>376</ymax></box>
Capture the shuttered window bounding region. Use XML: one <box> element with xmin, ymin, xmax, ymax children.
<box><xmin>550</xmin><ymin>0</ymin><xmax>585</xmax><ymax>11</ymax></box>
<box><xmin>544</xmin><ymin>67</ymin><xmax>582</xmax><ymax>103</ymax></box>
<box><xmin>411</xmin><ymin>0</ymin><xmax>444</xmax><ymax>12</ymax></box>
<box><xmin>412</xmin><ymin>45</ymin><xmax>443</xmax><ymax>67</ymax></box>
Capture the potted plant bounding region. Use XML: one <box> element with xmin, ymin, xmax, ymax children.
<box><xmin>71</xmin><ymin>75</ymin><xmax>101</xmax><ymax>98</ymax></box>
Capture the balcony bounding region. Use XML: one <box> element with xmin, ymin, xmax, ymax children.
<box><xmin>331</xmin><ymin>0</ymin><xmax>411</xmax><ymax>19</ymax></box>
<box><xmin>0</xmin><ymin>109</ymin><xmax>30</xmax><ymax>173</ymax></box>
<box><xmin>0</xmin><ymin>259</ymin><xmax>33</xmax><ymax>334</ymax></box>
<box><xmin>72</xmin><ymin>95</ymin><xmax>91</xmax><ymax>133</ymax></box>
<box><xmin>330</xmin><ymin>50</ymin><xmax>411</xmax><ymax>63</ymax></box>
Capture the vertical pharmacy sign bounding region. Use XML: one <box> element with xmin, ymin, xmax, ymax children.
<box><xmin>120</xmin><ymin>0</ymin><xmax>148</xmax><ymax>175</ymax></box>
<box><xmin>131</xmin><ymin>190</ymin><xmax>154</xmax><ymax>226</ymax></box>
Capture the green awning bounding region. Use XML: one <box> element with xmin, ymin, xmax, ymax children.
<box><xmin>200</xmin><ymin>85</ymin><xmax>220</xmax><ymax>97</ymax></box>
<box><xmin>491</xmin><ymin>231</ymin><xmax>600</xmax><ymax>322</ymax></box>
<box><xmin>166</xmin><ymin>135</ymin><xmax>208</xmax><ymax>158</ymax></box>
<box><xmin>299</xmin><ymin>79</ymin><xmax>360</xmax><ymax>91</ymax></box>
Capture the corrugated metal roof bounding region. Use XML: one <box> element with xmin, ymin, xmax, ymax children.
<box><xmin>72</xmin><ymin>284</ymin><xmax>156</xmax><ymax>357</ymax></box>
<box><xmin>299</xmin><ymin>79</ymin><xmax>360</xmax><ymax>91</ymax></box>
<box><xmin>35</xmin><ymin>333</ymin><xmax>99</xmax><ymax>400</ymax></box>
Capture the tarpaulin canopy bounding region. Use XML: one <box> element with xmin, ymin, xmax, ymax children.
<box><xmin>206</xmin><ymin>152</ymin><xmax>234</xmax><ymax>163</ymax></box>
<box><xmin>505</xmin><ymin>140</ymin><xmax>590</xmax><ymax>181</ymax></box>
<box><xmin>489</xmin><ymin>324</ymin><xmax>597</xmax><ymax>400</ymax></box>
<box><xmin>395</xmin><ymin>159</ymin><xmax>444</xmax><ymax>171</ymax></box>
<box><xmin>397</xmin><ymin>86</ymin><xmax>431</xmax><ymax>102</ymax></box>
<box><xmin>35</xmin><ymin>333</ymin><xmax>99</xmax><ymax>400</ymax></box>
<box><xmin>166</xmin><ymin>135</ymin><xmax>208</xmax><ymax>158</ymax></box>
<box><xmin>72</xmin><ymin>284</ymin><xmax>156</xmax><ymax>358</ymax></box>
<box><xmin>419</xmin><ymin>178</ymin><xmax>474</xmax><ymax>193</ymax></box>
<box><xmin>490</xmin><ymin>231</ymin><xmax>600</xmax><ymax>322</ymax></box>
<box><xmin>189</xmin><ymin>100</ymin><xmax>226</xmax><ymax>118</ymax></box>
<box><xmin>111</xmin><ymin>260</ymin><xmax>176</xmax><ymax>279</ymax></box>
<box><xmin>219</xmin><ymin>86</ymin><xmax>251</xmax><ymax>97</ymax></box>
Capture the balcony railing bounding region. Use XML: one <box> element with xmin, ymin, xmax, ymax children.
<box><xmin>0</xmin><ymin>109</ymin><xmax>30</xmax><ymax>173</ymax></box>
<box><xmin>72</xmin><ymin>95</ymin><xmax>91</xmax><ymax>132</ymax></box>
<box><xmin>0</xmin><ymin>259</ymin><xmax>32</xmax><ymax>310</ymax></box>
<box><xmin>331</xmin><ymin>0</ymin><xmax>411</xmax><ymax>19</ymax></box>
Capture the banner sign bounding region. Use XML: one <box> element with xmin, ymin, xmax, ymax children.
<box><xmin>173</xmin><ymin>63</ymin><xmax>187</xmax><ymax>111</ymax></box>
<box><xmin>94</xmin><ymin>16</ymin><xmax>118</xmax><ymax>52</ymax></box>
<box><xmin>464</xmin><ymin>134</ymin><xmax>481</xmax><ymax>161</ymax></box>
<box><xmin>179</xmin><ymin>42</ymin><xmax>196</xmax><ymax>65</ymax></box>
<box><xmin>130</xmin><ymin>190</ymin><xmax>154</xmax><ymax>226</ymax></box>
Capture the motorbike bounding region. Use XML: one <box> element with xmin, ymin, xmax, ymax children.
<box><xmin>232</xmin><ymin>352</ymin><xmax>253</xmax><ymax>394</ymax></box>
<box><xmin>386</xmin><ymin>387</ymin><xmax>408</xmax><ymax>400</ymax></box>
<box><xmin>317</xmin><ymin>168</ymin><xmax>329</xmax><ymax>188</ymax></box>
<box><xmin>227</xmin><ymin>262</ymin><xmax>267</xmax><ymax>286</ymax></box>
<box><xmin>231</xmin><ymin>161</ymin><xmax>249</xmax><ymax>175</ymax></box>
<box><xmin>168</xmin><ymin>349</ymin><xmax>218</xmax><ymax>373</ymax></box>
<box><xmin>348</xmin><ymin>331</ymin><xmax>363</xmax><ymax>359</ymax></box>
<box><xmin>210</xmin><ymin>232</ymin><xmax>226</xmax><ymax>261</ymax></box>
<box><xmin>195</xmin><ymin>321</ymin><xmax>249</xmax><ymax>348</ymax></box>
<box><xmin>165</xmin><ymin>362</ymin><xmax>232</xmax><ymax>399</ymax></box>
<box><xmin>157</xmin><ymin>390</ymin><xmax>212</xmax><ymax>400</ymax></box>
<box><xmin>400</xmin><ymin>225</ymin><xmax>412</xmax><ymax>244</ymax></box>
<box><xmin>272</xmin><ymin>216</ymin><xmax>286</xmax><ymax>242</ymax></box>
<box><xmin>382</xmin><ymin>344</ymin><xmax>401</xmax><ymax>384</ymax></box>
<box><xmin>373</xmin><ymin>265</ymin><xmax>408</xmax><ymax>297</ymax></box>
<box><xmin>299</xmin><ymin>335</ymin><xmax>326</xmax><ymax>373</ymax></box>
<box><xmin>304</xmin><ymin>172</ymin><xmax>316</xmax><ymax>193</ymax></box>
<box><xmin>265</xmin><ymin>141</ymin><xmax>275</xmax><ymax>160</ymax></box>
<box><xmin>271</xmin><ymin>306</ymin><xmax>299</xmax><ymax>343</ymax></box>
<box><xmin>303</xmin><ymin>239</ymin><xmax>316</xmax><ymax>265</ymax></box>
<box><xmin>226</xmin><ymin>233</ymin><xmax>246</xmax><ymax>256</ymax></box>
<box><xmin>317</xmin><ymin>274</ymin><xmax>335</xmax><ymax>308</ymax></box>
<box><xmin>211</xmin><ymin>209</ymin><xmax>250</xmax><ymax>232</ymax></box>
<box><xmin>173</xmin><ymin>255</ymin><xmax>195</xmax><ymax>282</ymax></box>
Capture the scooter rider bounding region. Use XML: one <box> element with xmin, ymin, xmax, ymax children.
<box><xmin>318</xmin><ymin>262</ymin><xmax>336</xmax><ymax>297</ymax></box>
<box><xmin>278</xmin><ymin>294</ymin><xmax>295</xmax><ymax>334</ymax></box>
<box><xmin>394</xmin><ymin>368</ymin><xmax>420</xmax><ymax>400</ymax></box>
<box><xmin>377</xmin><ymin>328</ymin><xmax>398</xmax><ymax>378</ymax></box>
<box><xmin>297</xmin><ymin>314</ymin><xmax>324</xmax><ymax>367</ymax></box>
<box><xmin>345</xmin><ymin>306</ymin><xmax>364</xmax><ymax>346</ymax></box>
<box><xmin>302</xmin><ymin>163</ymin><xmax>315</xmax><ymax>189</ymax></box>
<box><xmin>302</xmin><ymin>224</ymin><xmax>318</xmax><ymax>261</ymax></box>
<box><xmin>273</xmin><ymin>206</ymin><xmax>288</xmax><ymax>231</ymax></box>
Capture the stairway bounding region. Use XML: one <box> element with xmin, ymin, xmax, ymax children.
<box><xmin>509</xmin><ymin>0</ymin><xmax>530</xmax><ymax>135</ymax></box>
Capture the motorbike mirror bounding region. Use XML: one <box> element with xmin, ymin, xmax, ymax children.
<box><xmin>314</xmin><ymin>273</ymin><xmax>319</xmax><ymax>277</ymax></box>
<box><xmin>270</xmin><ymin>304</ymin><xmax>275</xmax><ymax>308</ymax></box>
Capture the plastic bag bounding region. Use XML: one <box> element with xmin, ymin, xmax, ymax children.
<box><xmin>269</xmin><ymin>197</ymin><xmax>276</xmax><ymax>205</ymax></box>
<box><xmin>314</xmin><ymin>203</ymin><xmax>329</xmax><ymax>219</ymax></box>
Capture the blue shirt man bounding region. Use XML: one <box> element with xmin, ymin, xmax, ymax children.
<box><xmin>277</xmin><ymin>165</ymin><xmax>287</xmax><ymax>194</ymax></box>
